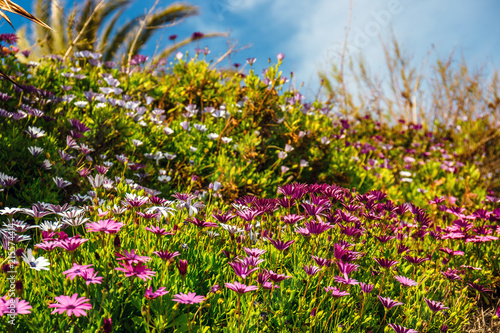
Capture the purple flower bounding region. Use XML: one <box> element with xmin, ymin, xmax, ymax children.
<box><xmin>191</xmin><ymin>32</ymin><xmax>204</xmax><ymax>40</ymax></box>
<box><xmin>81</xmin><ymin>268</ymin><xmax>103</xmax><ymax>285</ymax></box>
<box><xmin>115</xmin><ymin>262</ymin><xmax>156</xmax><ymax>281</ymax></box>
<box><xmin>63</xmin><ymin>263</ymin><xmax>93</xmax><ymax>280</ymax></box>
<box><xmin>394</xmin><ymin>275</ymin><xmax>418</xmax><ymax>287</ymax></box>
<box><xmin>378</xmin><ymin>296</ymin><xmax>403</xmax><ymax>309</ymax></box>
<box><xmin>0</xmin><ymin>33</ymin><xmax>19</xmax><ymax>44</ymax></box>
<box><xmin>303</xmin><ymin>264</ymin><xmax>321</xmax><ymax>276</ymax></box>
<box><xmin>266</xmin><ymin>270</ymin><xmax>292</xmax><ymax>283</ymax></box>
<box><xmin>145</xmin><ymin>287</ymin><xmax>169</xmax><ymax>299</ymax></box>
<box><xmin>103</xmin><ymin>318</ymin><xmax>112</xmax><ymax>332</ymax></box>
<box><xmin>360</xmin><ymin>282</ymin><xmax>374</xmax><ymax>293</ymax></box>
<box><xmin>209</xmin><ymin>284</ymin><xmax>220</xmax><ymax>294</ymax></box>
<box><xmin>467</xmin><ymin>283</ymin><xmax>492</xmax><ymax>293</ymax></box>
<box><xmin>116</xmin><ymin>250</ymin><xmax>151</xmax><ymax>264</ymax></box>
<box><xmin>334</xmin><ymin>276</ymin><xmax>359</xmax><ymax>285</ymax></box>
<box><xmin>225</xmin><ymin>281</ymin><xmax>259</xmax><ymax>294</ymax></box>
<box><xmin>187</xmin><ymin>217</ymin><xmax>218</xmax><ymax>228</ymax></box>
<box><xmin>177</xmin><ymin>259</ymin><xmax>188</xmax><ymax>276</ymax></box>
<box><xmin>153</xmin><ymin>250</ymin><xmax>180</xmax><ymax>261</ymax></box>
<box><xmin>338</xmin><ymin>261</ymin><xmax>359</xmax><ymax>278</ymax></box>
<box><xmin>424</xmin><ymin>297</ymin><xmax>449</xmax><ymax>312</ymax></box>
<box><xmin>374</xmin><ymin>258</ymin><xmax>399</xmax><ymax>269</ymax></box>
<box><xmin>388</xmin><ymin>324</ymin><xmax>419</xmax><ymax>333</ymax></box>
<box><xmin>229</xmin><ymin>262</ymin><xmax>259</xmax><ymax>279</ymax></box>
<box><xmin>440</xmin><ymin>269</ymin><xmax>461</xmax><ymax>281</ymax></box>
<box><xmin>324</xmin><ymin>286</ymin><xmax>350</xmax><ymax>298</ymax></box>
<box><xmin>243</xmin><ymin>247</ymin><xmax>266</xmax><ymax>257</ymax></box>
<box><xmin>304</xmin><ymin>220</ymin><xmax>334</xmax><ymax>234</ymax></box>
<box><xmin>57</xmin><ymin>237</ymin><xmax>88</xmax><ymax>252</ymax></box>
<box><xmin>172</xmin><ymin>292</ymin><xmax>205</xmax><ymax>304</ymax></box>
<box><xmin>403</xmin><ymin>255</ymin><xmax>429</xmax><ymax>265</ymax></box>
<box><xmin>311</xmin><ymin>255</ymin><xmax>331</xmax><ymax>267</ymax></box>
<box><xmin>145</xmin><ymin>226</ymin><xmax>173</xmax><ymax>236</ymax></box>
<box><xmin>277</xmin><ymin>52</ymin><xmax>285</xmax><ymax>61</ymax></box>
<box><xmin>269</xmin><ymin>239</ymin><xmax>295</xmax><ymax>251</ymax></box>
<box><xmin>281</xmin><ymin>214</ymin><xmax>303</xmax><ymax>224</ymax></box>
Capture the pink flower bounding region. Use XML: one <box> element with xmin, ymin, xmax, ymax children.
<box><xmin>153</xmin><ymin>250</ymin><xmax>180</xmax><ymax>261</ymax></box>
<box><xmin>145</xmin><ymin>287</ymin><xmax>169</xmax><ymax>299</ymax></box>
<box><xmin>81</xmin><ymin>268</ymin><xmax>103</xmax><ymax>285</ymax></box>
<box><xmin>268</xmin><ymin>239</ymin><xmax>295</xmax><ymax>251</ymax></box>
<box><xmin>49</xmin><ymin>293</ymin><xmax>92</xmax><ymax>317</ymax></box>
<box><xmin>323</xmin><ymin>286</ymin><xmax>350</xmax><ymax>298</ymax></box>
<box><xmin>86</xmin><ymin>219</ymin><xmax>124</xmax><ymax>234</ymax></box>
<box><xmin>225</xmin><ymin>281</ymin><xmax>259</xmax><ymax>294</ymax></box>
<box><xmin>388</xmin><ymin>324</ymin><xmax>418</xmax><ymax>333</ymax></box>
<box><xmin>115</xmin><ymin>249</ymin><xmax>151</xmax><ymax>264</ymax></box>
<box><xmin>360</xmin><ymin>282</ymin><xmax>374</xmax><ymax>293</ymax></box>
<box><xmin>303</xmin><ymin>264</ymin><xmax>321</xmax><ymax>276</ymax></box>
<box><xmin>0</xmin><ymin>297</ymin><xmax>32</xmax><ymax>315</ymax></box>
<box><xmin>115</xmin><ymin>262</ymin><xmax>156</xmax><ymax>281</ymax></box>
<box><xmin>63</xmin><ymin>263</ymin><xmax>93</xmax><ymax>280</ymax></box>
<box><xmin>187</xmin><ymin>217</ymin><xmax>218</xmax><ymax>228</ymax></box>
<box><xmin>424</xmin><ymin>297</ymin><xmax>449</xmax><ymax>312</ymax></box>
<box><xmin>145</xmin><ymin>226</ymin><xmax>174</xmax><ymax>236</ymax></box>
<box><xmin>378</xmin><ymin>296</ymin><xmax>403</xmax><ymax>309</ymax></box>
<box><xmin>394</xmin><ymin>275</ymin><xmax>418</xmax><ymax>287</ymax></box>
<box><xmin>35</xmin><ymin>240</ymin><xmax>59</xmax><ymax>251</ymax></box>
<box><xmin>56</xmin><ymin>237</ymin><xmax>88</xmax><ymax>252</ymax></box>
<box><xmin>243</xmin><ymin>247</ymin><xmax>266</xmax><ymax>257</ymax></box>
<box><xmin>229</xmin><ymin>262</ymin><xmax>259</xmax><ymax>279</ymax></box>
<box><xmin>172</xmin><ymin>292</ymin><xmax>205</xmax><ymax>304</ymax></box>
<box><xmin>374</xmin><ymin>258</ymin><xmax>399</xmax><ymax>269</ymax></box>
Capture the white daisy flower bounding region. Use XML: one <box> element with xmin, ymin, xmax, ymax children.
<box><xmin>22</xmin><ymin>249</ymin><xmax>50</xmax><ymax>271</ymax></box>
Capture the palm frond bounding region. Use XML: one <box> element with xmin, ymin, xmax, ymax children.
<box><xmin>97</xmin><ymin>8</ymin><xmax>125</xmax><ymax>53</ymax></box>
<box><xmin>102</xmin><ymin>19</ymin><xmax>138</xmax><ymax>62</ymax></box>
<box><xmin>0</xmin><ymin>0</ymin><xmax>52</xmax><ymax>30</ymax></box>
<box><xmin>75</xmin><ymin>0</ymin><xmax>95</xmax><ymax>50</ymax></box>
<box><xmin>84</xmin><ymin>0</ymin><xmax>132</xmax><ymax>52</ymax></box>
<box><xmin>124</xmin><ymin>3</ymin><xmax>198</xmax><ymax>58</ymax></box>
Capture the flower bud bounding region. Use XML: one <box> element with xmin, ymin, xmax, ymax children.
<box><xmin>103</xmin><ymin>318</ymin><xmax>112</xmax><ymax>333</ymax></box>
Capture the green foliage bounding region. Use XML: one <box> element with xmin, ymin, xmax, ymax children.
<box><xmin>0</xmin><ymin>47</ymin><xmax>495</xmax><ymax>208</ymax></box>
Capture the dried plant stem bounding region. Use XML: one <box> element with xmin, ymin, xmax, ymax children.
<box><xmin>126</xmin><ymin>0</ymin><xmax>160</xmax><ymax>73</ymax></box>
<box><xmin>63</xmin><ymin>0</ymin><xmax>106</xmax><ymax>61</ymax></box>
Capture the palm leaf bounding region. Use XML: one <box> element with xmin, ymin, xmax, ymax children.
<box><xmin>97</xmin><ymin>8</ymin><xmax>125</xmax><ymax>53</ymax></box>
<box><xmin>0</xmin><ymin>0</ymin><xmax>52</xmax><ymax>30</ymax></box>
<box><xmin>85</xmin><ymin>0</ymin><xmax>132</xmax><ymax>51</ymax></box>
<box><xmin>102</xmin><ymin>19</ymin><xmax>138</xmax><ymax>62</ymax></box>
<box><xmin>124</xmin><ymin>3</ymin><xmax>198</xmax><ymax>58</ymax></box>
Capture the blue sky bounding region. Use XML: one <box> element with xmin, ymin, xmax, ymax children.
<box><xmin>5</xmin><ymin>0</ymin><xmax>500</xmax><ymax>98</ymax></box>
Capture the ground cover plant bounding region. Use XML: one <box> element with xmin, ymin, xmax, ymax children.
<box><xmin>0</xmin><ymin>18</ymin><xmax>500</xmax><ymax>333</ymax></box>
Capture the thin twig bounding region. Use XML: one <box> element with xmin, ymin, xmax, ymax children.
<box><xmin>210</xmin><ymin>45</ymin><xmax>237</xmax><ymax>70</ymax></box>
<box><xmin>126</xmin><ymin>0</ymin><xmax>160</xmax><ymax>74</ymax></box>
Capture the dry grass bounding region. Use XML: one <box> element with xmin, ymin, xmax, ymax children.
<box><xmin>465</xmin><ymin>298</ymin><xmax>500</xmax><ymax>332</ymax></box>
<box><xmin>319</xmin><ymin>36</ymin><xmax>500</xmax><ymax>192</ymax></box>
